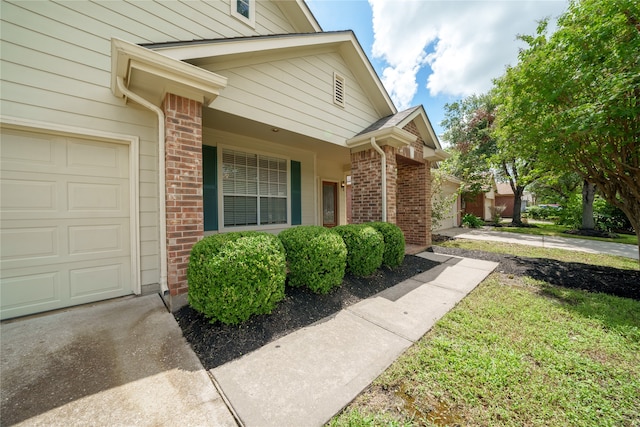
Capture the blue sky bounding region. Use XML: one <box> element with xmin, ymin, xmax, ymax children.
<box><xmin>306</xmin><ymin>0</ymin><xmax>568</xmax><ymax>138</ymax></box>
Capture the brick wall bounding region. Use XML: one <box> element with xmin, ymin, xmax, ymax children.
<box><xmin>350</xmin><ymin>149</ymin><xmax>382</xmax><ymax>223</ymax></box>
<box><xmin>383</xmin><ymin>145</ymin><xmax>398</xmax><ymax>224</ymax></box>
<box><xmin>397</xmin><ymin>161</ymin><xmax>432</xmax><ymax>246</ymax></box>
<box><xmin>350</xmin><ymin>147</ymin><xmax>398</xmax><ymax>224</ymax></box>
<box><xmin>396</xmin><ymin>119</ymin><xmax>432</xmax><ymax>247</ymax></box>
<box><xmin>163</xmin><ymin>93</ymin><xmax>203</xmax><ymax>298</ymax></box>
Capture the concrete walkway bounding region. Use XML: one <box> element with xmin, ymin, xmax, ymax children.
<box><xmin>211</xmin><ymin>253</ymin><xmax>498</xmax><ymax>426</ymax></box>
<box><xmin>1</xmin><ymin>253</ymin><xmax>497</xmax><ymax>427</ymax></box>
<box><xmin>438</xmin><ymin>227</ymin><xmax>639</xmax><ymax>260</ymax></box>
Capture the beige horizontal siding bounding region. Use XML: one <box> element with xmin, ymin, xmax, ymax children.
<box><xmin>205</xmin><ymin>51</ymin><xmax>381</xmax><ymax>145</ymax></box>
<box><xmin>1</xmin><ymin>0</ymin><xmax>342</xmax><ymax>288</ymax></box>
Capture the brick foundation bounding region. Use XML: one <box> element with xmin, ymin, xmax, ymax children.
<box><xmin>162</xmin><ymin>94</ymin><xmax>203</xmax><ymax>299</ymax></box>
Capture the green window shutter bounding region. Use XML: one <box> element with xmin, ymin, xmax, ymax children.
<box><xmin>291</xmin><ymin>160</ymin><xmax>301</xmax><ymax>225</ymax></box>
<box><xmin>203</xmin><ymin>145</ymin><xmax>218</xmax><ymax>231</ymax></box>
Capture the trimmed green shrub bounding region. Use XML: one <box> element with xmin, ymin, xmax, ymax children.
<box><xmin>333</xmin><ymin>224</ymin><xmax>384</xmax><ymax>277</ymax></box>
<box><xmin>187</xmin><ymin>232</ymin><xmax>286</xmax><ymax>325</ymax></box>
<box><xmin>279</xmin><ymin>226</ymin><xmax>347</xmax><ymax>294</ymax></box>
<box><xmin>462</xmin><ymin>213</ymin><xmax>484</xmax><ymax>228</ymax></box>
<box><xmin>368</xmin><ymin>222</ymin><xmax>405</xmax><ymax>268</ymax></box>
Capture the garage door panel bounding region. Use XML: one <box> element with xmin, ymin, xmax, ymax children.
<box><xmin>69</xmin><ymin>223</ymin><xmax>128</xmax><ymax>256</ymax></box>
<box><xmin>0</xmin><ymin>129</ymin><xmax>58</xmax><ymax>170</ymax></box>
<box><xmin>66</xmin><ymin>139</ymin><xmax>129</xmax><ymax>178</ymax></box>
<box><xmin>0</xmin><ymin>129</ymin><xmax>134</xmax><ymax>319</ymax></box>
<box><xmin>0</xmin><ymin>271</ymin><xmax>62</xmax><ymax>317</ymax></box>
<box><xmin>69</xmin><ymin>262</ymin><xmax>128</xmax><ymax>299</ymax></box>
<box><xmin>0</xmin><ymin>178</ymin><xmax>57</xmax><ymax>212</ymax></box>
<box><xmin>0</xmin><ymin>226</ymin><xmax>57</xmax><ymax>260</ymax></box>
<box><xmin>67</xmin><ymin>181</ymin><xmax>128</xmax><ymax>212</ymax></box>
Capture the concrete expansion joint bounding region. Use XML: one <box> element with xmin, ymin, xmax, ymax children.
<box><xmin>208</xmin><ymin>371</ymin><xmax>244</xmax><ymax>427</ymax></box>
<box><xmin>428</xmin><ymin>281</ymin><xmax>467</xmax><ymax>294</ymax></box>
<box><xmin>345</xmin><ymin>307</ymin><xmax>416</xmax><ymax>343</ymax></box>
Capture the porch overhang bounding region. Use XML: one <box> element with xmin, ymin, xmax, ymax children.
<box><xmin>346</xmin><ymin>127</ymin><xmax>416</xmax><ymax>152</ymax></box>
<box><xmin>111</xmin><ymin>38</ymin><xmax>227</xmax><ymax>107</ymax></box>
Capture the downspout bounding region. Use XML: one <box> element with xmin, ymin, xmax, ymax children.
<box><xmin>116</xmin><ymin>76</ymin><xmax>168</xmax><ymax>294</ymax></box>
<box><xmin>370</xmin><ymin>137</ymin><xmax>387</xmax><ymax>222</ymax></box>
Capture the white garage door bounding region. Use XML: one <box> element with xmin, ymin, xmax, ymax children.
<box><xmin>1</xmin><ymin>128</ymin><xmax>133</xmax><ymax>319</ymax></box>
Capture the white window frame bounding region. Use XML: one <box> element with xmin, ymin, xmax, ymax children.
<box><xmin>230</xmin><ymin>0</ymin><xmax>256</xmax><ymax>29</ymax></box>
<box><xmin>218</xmin><ymin>145</ymin><xmax>291</xmax><ymax>232</ymax></box>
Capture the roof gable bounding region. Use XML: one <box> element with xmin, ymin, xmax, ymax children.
<box><xmin>148</xmin><ymin>31</ymin><xmax>396</xmax><ymax>118</ymax></box>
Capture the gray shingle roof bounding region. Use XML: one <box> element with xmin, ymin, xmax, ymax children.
<box><xmin>355</xmin><ymin>106</ymin><xmax>420</xmax><ymax>136</ymax></box>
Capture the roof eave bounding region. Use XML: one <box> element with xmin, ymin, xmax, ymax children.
<box><xmin>111</xmin><ymin>38</ymin><xmax>227</xmax><ymax>107</ymax></box>
<box><xmin>346</xmin><ymin>126</ymin><xmax>416</xmax><ymax>151</ymax></box>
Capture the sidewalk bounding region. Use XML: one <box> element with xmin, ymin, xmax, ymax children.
<box><xmin>437</xmin><ymin>227</ymin><xmax>639</xmax><ymax>260</ymax></box>
<box><xmin>211</xmin><ymin>253</ymin><xmax>498</xmax><ymax>426</ymax></box>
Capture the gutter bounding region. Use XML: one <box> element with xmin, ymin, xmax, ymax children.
<box><xmin>370</xmin><ymin>137</ymin><xmax>387</xmax><ymax>222</ymax></box>
<box><xmin>116</xmin><ymin>76</ymin><xmax>168</xmax><ymax>294</ymax></box>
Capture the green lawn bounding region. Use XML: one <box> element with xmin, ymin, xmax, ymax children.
<box><xmin>488</xmin><ymin>221</ymin><xmax>638</xmax><ymax>246</ymax></box>
<box><xmin>328</xmin><ymin>244</ymin><xmax>640</xmax><ymax>427</ymax></box>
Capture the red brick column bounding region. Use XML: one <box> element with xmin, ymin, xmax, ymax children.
<box><xmin>162</xmin><ymin>93</ymin><xmax>203</xmax><ymax>298</ymax></box>
<box><xmin>397</xmin><ymin>161</ymin><xmax>432</xmax><ymax>247</ymax></box>
<box><xmin>350</xmin><ymin>149</ymin><xmax>382</xmax><ymax>224</ymax></box>
<box><xmin>350</xmin><ymin>145</ymin><xmax>398</xmax><ymax>225</ymax></box>
<box><xmin>383</xmin><ymin>145</ymin><xmax>397</xmax><ymax>224</ymax></box>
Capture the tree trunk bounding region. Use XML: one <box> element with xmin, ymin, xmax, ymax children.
<box><xmin>581</xmin><ymin>180</ymin><xmax>596</xmax><ymax>230</ymax></box>
<box><xmin>511</xmin><ymin>186</ymin><xmax>525</xmax><ymax>226</ymax></box>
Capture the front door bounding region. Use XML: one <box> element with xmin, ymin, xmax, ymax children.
<box><xmin>322</xmin><ymin>181</ymin><xmax>338</xmax><ymax>228</ymax></box>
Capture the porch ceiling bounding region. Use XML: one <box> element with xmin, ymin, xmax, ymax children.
<box><xmin>203</xmin><ymin>108</ymin><xmax>350</xmax><ymax>165</ymax></box>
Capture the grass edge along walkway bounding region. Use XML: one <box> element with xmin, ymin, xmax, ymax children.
<box><xmin>328</xmin><ymin>273</ymin><xmax>640</xmax><ymax>426</ymax></box>
<box><xmin>488</xmin><ymin>222</ymin><xmax>638</xmax><ymax>246</ymax></box>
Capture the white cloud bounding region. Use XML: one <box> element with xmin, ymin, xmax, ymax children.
<box><xmin>368</xmin><ymin>0</ymin><xmax>568</xmax><ymax>109</ymax></box>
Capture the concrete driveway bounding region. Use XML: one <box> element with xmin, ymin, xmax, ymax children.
<box><xmin>0</xmin><ymin>294</ymin><xmax>237</xmax><ymax>427</ymax></box>
<box><xmin>438</xmin><ymin>227</ymin><xmax>639</xmax><ymax>260</ymax></box>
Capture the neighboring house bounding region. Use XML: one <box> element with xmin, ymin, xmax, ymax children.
<box><xmin>431</xmin><ymin>172</ymin><xmax>462</xmax><ymax>231</ymax></box>
<box><xmin>495</xmin><ymin>182</ymin><xmax>534</xmax><ymax>217</ymax></box>
<box><xmin>0</xmin><ymin>0</ymin><xmax>447</xmax><ymax>320</ymax></box>
<box><xmin>463</xmin><ymin>178</ymin><xmax>497</xmax><ymax>221</ymax></box>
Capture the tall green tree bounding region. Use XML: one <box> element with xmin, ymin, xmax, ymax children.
<box><xmin>493</xmin><ymin>0</ymin><xmax>640</xmax><ymax>255</ymax></box>
<box><xmin>442</xmin><ymin>92</ymin><xmax>541</xmax><ymax>225</ymax></box>
<box><xmin>440</xmin><ymin>93</ymin><xmax>496</xmax><ymax>197</ymax></box>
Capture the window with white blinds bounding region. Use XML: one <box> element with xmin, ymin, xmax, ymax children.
<box><xmin>222</xmin><ymin>149</ymin><xmax>287</xmax><ymax>227</ymax></box>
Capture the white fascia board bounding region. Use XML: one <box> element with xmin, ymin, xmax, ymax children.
<box><xmin>423</xmin><ymin>147</ymin><xmax>451</xmax><ymax>161</ymax></box>
<box><xmin>111</xmin><ymin>38</ymin><xmax>227</xmax><ymax>107</ymax></box>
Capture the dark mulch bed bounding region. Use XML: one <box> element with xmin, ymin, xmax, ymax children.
<box><xmin>431</xmin><ymin>246</ymin><xmax>640</xmax><ymax>301</ymax></box>
<box><xmin>175</xmin><ymin>255</ymin><xmax>439</xmax><ymax>369</ymax></box>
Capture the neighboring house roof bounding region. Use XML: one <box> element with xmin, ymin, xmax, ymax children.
<box><xmin>496</xmin><ymin>182</ymin><xmax>514</xmax><ymax>195</ymax></box>
<box><xmin>143</xmin><ymin>31</ymin><xmax>396</xmax><ymax>118</ymax></box>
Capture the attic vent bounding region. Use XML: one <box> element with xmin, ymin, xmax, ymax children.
<box><xmin>333</xmin><ymin>72</ymin><xmax>345</xmax><ymax>107</ymax></box>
